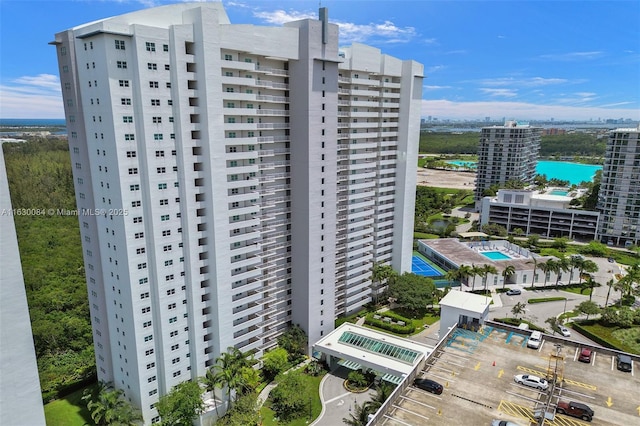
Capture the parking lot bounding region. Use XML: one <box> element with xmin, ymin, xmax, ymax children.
<box><xmin>379</xmin><ymin>326</ymin><xmax>639</xmax><ymax>426</ymax></box>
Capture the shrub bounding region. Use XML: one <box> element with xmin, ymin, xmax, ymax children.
<box><xmin>347</xmin><ymin>371</ymin><xmax>368</xmax><ymax>388</ymax></box>
<box><xmin>527</xmin><ymin>297</ymin><xmax>566</xmax><ymax>304</ymax></box>
<box><xmin>364</xmin><ymin>314</ymin><xmax>415</xmax><ymax>335</ymax></box>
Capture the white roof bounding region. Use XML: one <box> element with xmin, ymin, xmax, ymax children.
<box><xmin>439</xmin><ymin>290</ymin><xmax>491</xmax><ymax>314</ymax></box>
<box><xmin>313</xmin><ymin>323</ymin><xmax>432</xmax><ymax>377</ymax></box>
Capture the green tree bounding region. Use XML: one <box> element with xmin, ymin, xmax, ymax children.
<box><xmin>538</xmin><ymin>260</ymin><xmax>554</xmax><ymax>287</ymax></box>
<box><xmin>370</xmin><ymin>263</ymin><xmax>397</xmax><ymax>305</ymax></box>
<box><xmin>511</xmin><ymin>302</ymin><xmax>527</xmax><ymax>319</ymax></box>
<box><xmin>347</xmin><ymin>370</ymin><xmax>368</xmax><ymax>388</ymax></box>
<box><xmin>82</xmin><ymin>381</ymin><xmax>142</xmax><ymax>426</ymax></box>
<box><xmin>545</xmin><ymin>317</ymin><xmax>560</xmax><ymax>335</ymax></box>
<box><xmin>216</xmin><ymin>392</ymin><xmax>260</xmax><ymax>426</ymax></box>
<box><xmin>551</xmin><ymin>237</ymin><xmax>569</xmax><ymax>252</ymax></box>
<box><xmin>367</xmin><ymin>383</ymin><xmax>394</xmax><ymax>413</ymax></box>
<box><xmin>342</xmin><ymin>401</ymin><xmax>372</xmax><ymax>426</ymax></box>
<box><xmin>270</xmin><ymin>370</ymin><xmax>308</xmax><ymax>421</ymax></box>
<box><xmin>203</xmin><ymin>347</ymin><xmax>252</xmax><ymax>411</ymax></box>
<box><xmin>262</xmin><ymin>347</ymin><xmax>289</xmax><ymax>381</ymax></box>
<box><xmin>578</xmin><ymin>260</ymin><xmax>599</xmax><ymax>284</ymax></box>
<box><xmin>576</xmin><ymin>300</ymin><xmax>600</xmax><ymax>320</ymax></box>
<box><xmin>604</xmin><ymin>279</ymin><xmax>615</xmax><ymax>307</ymax></box>
<box><xmin>502</xmin><ymin>265</ymin><xmax>516</xmax><ymax>289</ymax></box>
<box><xmin>480</xmin><ymin>264</ymin><xmax>498</xmax><ymax>292</ymax></box>
<box><xmin>387</xmin><ymin>273</ymin><xmax>436</xmax><ymax>317</ymax></box>
<box><xmin>277</xmin><ymin>325</ymin><xmax>308</xmax><ymax>362</ymax></box>
<box><xmin>156</xmin><ymin>381</ymin><xmax>204</xmax><ymax>426</ymax></box>
<box><xmin>469</xmin><ymin>264</ymin><xmax>482</xmax><ymax>292</ymax></box>
<box><xmin>457</xmin><ymin>264</ymin><xmax>473</xmax><ymax>288</ymax></box>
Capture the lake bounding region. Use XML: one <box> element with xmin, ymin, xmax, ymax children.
<box><xmin>446</xmin><ymin>160</ymin><xmax>602</xmax><ymax>185</ymax></box>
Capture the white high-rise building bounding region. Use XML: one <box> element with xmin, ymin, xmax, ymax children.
<box><xmin>597</xmin><ymin>125</ymin><xmax>640</xmax><ymax>247</ymax></box>
<box><xmin>475</xmin><ymin>121</ymin><xmax>541</xmax><ymax>206</ymax></box>
<box><xmin>52</xmin><ymin>2</ymin><xmax>422</xmax><ymax>423</ymax></box>
<box><xmin>1</xmin><ymin>148</ymin><xmax>46</xmax><ymax>426</ymax></box>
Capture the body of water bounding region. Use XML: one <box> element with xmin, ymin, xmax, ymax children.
<box><xmin>446</xmin><ymin>160</ymin><xmax>602</xmax><ymax>185</ymax></box>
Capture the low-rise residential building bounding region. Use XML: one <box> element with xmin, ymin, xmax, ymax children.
<box><xmin>480</xmin><ymin>188</ymin><xmax>600</xmax><ymax>241</ymax></box>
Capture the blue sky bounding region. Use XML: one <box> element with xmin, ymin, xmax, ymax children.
<box><xmin>1</xmin><ymin>0</ymin><xmax>639</xmax><ymax>121</ymax></box>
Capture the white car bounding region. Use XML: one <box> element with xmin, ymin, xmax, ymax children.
<box><xmin>514</xmin><ymin>374</ymin><xmax>549</xmax><ymax>390</ymax></box>
<box><xmin>491</xmin><ymin>421</ymin><xmax>521</xmax><ymax>426</ymax></box>
<box><xmin>558</xmin><ymin>325</ymin><xmax>571</xmax><ymax>337</ymax></box>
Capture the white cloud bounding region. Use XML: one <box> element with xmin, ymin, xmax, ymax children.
<box><xmin>478</xmin><ymin>77</ymin><xmax>569</xmax><ymax>87</ymax></box>
<box><xmin>538</xmin><ymin>51</ymin><xmax>604</xmax><ymax>61</ymax></box>
<box><xmin>426</xmin><ymin>65</ymin><xmax>446</xmax><ymax>74</ymax></box>
<box><xmin>0</xmin><ymin>74</ymin><xmax>63</xmax><ymax>118</ymax></box>
<box><xmin>479</xmin><ymin>88</ymin><xmax>518</xmax><ymax>98</ymax></box>
<box><xmin>249</xmin><ymin>7</ymin><xmax>416</xmax><ymax>44</ymax></box>
<box><xmin>424</xmin><ymin>85</ymin><xmax>452</xmax><ymax>90</ymax></box>
<box><xmin>422</xmin><ymin>99</ymin><xmax>640</xmax><ymax>121</ymax></box>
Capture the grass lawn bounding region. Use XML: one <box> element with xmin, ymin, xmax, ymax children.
<box><xmin>611</xmin><ymin>327</ymin><xmax>640</xmax><ymax>354</ymax></box>
<box><xmin>527</xmin><ymin>297</ymin><xmax>566</xmax><ymax>304</ymax></box>
<box><xmin>577</xmin><ymin>322</ymin><xmax>640</xmax><ymax>354</ymax></box>
<box><xmin>44</xmin><ymin>386</ymin><xmax>93</xmax><ymax>426</ymax></box>
<box><xmin>389</xmin><ymin>308</ymin><xmax>440</xmax><ymax>334</ymax></box>
<box><xmin>560</xmin><ymin>286</ymin><xmax>592</xmax><ymax>296</ymax></box>
<box><xmin>260</xmin><ymin>372</ymin><xmax>324</xmax><ymax>426</ymax></box>
<box><xmin>559</xmin><ymin>310</ymin><xmax>579</xmax><ymax>322</ymax></box>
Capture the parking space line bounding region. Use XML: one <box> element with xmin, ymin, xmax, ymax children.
<box><xmin>591</xmin><ymin>352</ymin><xmax>596</xmax><ymax>366</ymax></box>
<box><xmin>408</xmin><ymin>387</ymin><xmax>443</xmax><ymax>400</ymax></box>
<box><xmin>391</xmin><ymin>404</ymin><xmax>430</xmax><ymax>421</ymax></box>
<box><xmin>505</xmin><ymin>390</ymin><xmax>544</xmax><ymax>405</ymax></box>
<box><xmin>440</xmin><ymin>349</ymin><xmax>471</xmax><ymax>361</ymax></box>
<box><xmin>399</xmin><ymin>395</ymin><xmax>437</xmax><ymax>410</ymax></box>
<box><xmin>556</xmin><ymin>387</ymin><xmax>596</xmax><ymax>400</ymax></box>
<box><xmin>563</xmin><ymin>378</ymin><xmax>597</xmax><ymax>391</ymax></box>
<box><xmin>573</xmin><ymin>347</ymin><xmax>579</xmax><ymax>362</ymax></box>
<box><xmin>383</xmin><ymin>414</ymin><xmax>414</xmax><ymax>426</ymax></box>
<box><xmin>516</xmin><ymin>365</ymin><xmax>547</xmax><ymax>376</ymax></box>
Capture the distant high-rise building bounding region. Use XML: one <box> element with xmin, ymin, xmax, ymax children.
<box><xmin>597</xmin><ymin>125</ymin><xmax>640</xmax><ymax>247</ymax></box>
<box><xmin>52</xmin><ymin>2</ymin><xmax>422</xmax><ymax>423</ymax></box>
<box><xmin>0</xmin><ymin>148</ymin><xmax>46</xmax><ymax>426</ymax></box>
<box><xmin>474</xmin><ymin>121</ymin><xmax>541</xmax><ymax>205</ymax></box>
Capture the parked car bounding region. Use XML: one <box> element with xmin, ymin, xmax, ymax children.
<box><xmin>527</xmin><ymin>331</ymin><xmax>543</xmax><ymax>349</ymax></box>
<box><xmin>578</xmin><ymin>348</ymin><xmax>593</xmax><ymax>363</ymax></box>
<box><xmin>513</xmin><ymin>374</ymin><xmax>548</xmax><ymax>390</ymax></box>
<box><xmin>616</xmin><ymin>354</ymin><xmax>632</xmax><ymax>372</ymax></box>
<box><xmin>556</xmin><ymin>400</ymin><xmax>594</xmax><ymax>421</ymax></box>
<box><xmin>608</xmin><ymin>257</ymin><xmax>615</xmax><ymax>263</ymax></box>
<box><xmin>413</xmin><ymin>378</ymin><xmax>443</xmax><ymax>394</ymax></box>
<box><xmin>506</xmin><ymin>289</ymin><xmax>521</xmax><ymax>296</ymax></box>
<box><xmin>491</xmin><ymin>420</ymin><xmax>521</xmax><ymax>426</ymax></box>
<box><xmin>558</xmin><ymin>325</ymin><xmax>571</xmax><ymax>337</ymax></box>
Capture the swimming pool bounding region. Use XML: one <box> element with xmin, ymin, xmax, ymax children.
<box><xmin>549</xmin><ymin>189</ymin><xmax>569</xmax><ymax>196</ymax></box>
<box><xmin>480</xmin><ymin>251</ymin><xmax>512</xmax><ymax>261</ymax></box>
<box><xmin>445</xmin><ymin>160</ymin><xmax>602</xmax><ymax>185</ymax></box>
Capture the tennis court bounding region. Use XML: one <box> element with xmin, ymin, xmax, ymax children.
<box><xmin>411</xmin><ymin>255</ymin><xmax>443</xmax><ymax>277</ymax></box>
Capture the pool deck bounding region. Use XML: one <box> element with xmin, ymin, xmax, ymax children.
<box><xmin>420</xmin><ymin>238</ymin><xmax>554</xmax><ymax>273</ymax></box>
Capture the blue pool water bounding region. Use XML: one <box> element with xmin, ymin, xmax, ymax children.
<box><xmin>550</xmin><ymin>189</ymin><xmax>569</xmax><ymax>196</ymax></box>
<box><xmin>445</xmin><ymin>160</ymin><xmax>602</xmax><ymax>185</ymax></box>
<box><xmin>481</xmin><ymin>251</ymin><xmax>512</xmax><ymax>261</ymax></box>
<box><xmin>536</xmin><ymin>161</ymin><xmax>601</xmax><ymax>185</ymax></box>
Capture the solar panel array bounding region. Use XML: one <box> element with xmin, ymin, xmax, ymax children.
<box><xmin>338</xmin><ymin>331</ymin><xmax>420</xmax><ymax>364</ymax></box>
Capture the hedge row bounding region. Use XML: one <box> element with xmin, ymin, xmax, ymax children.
<box><xmin>365</xmin><ymin>314</ymin><xmax>415</xmax><ymax>335</ymax></box>
<box><xmin>492</xmin><ymin>317</ymin><xmax>546</xmax><ymax>332</ymax></box>
<box><xmin>570</xmin><ymin>321</ymin><xmax>625</xmax><ymax>352</ymax></box>
<box><xmin>527</xmin><ymin>297</ymin><xmax>566</xmax><ymax>304</ymax></box>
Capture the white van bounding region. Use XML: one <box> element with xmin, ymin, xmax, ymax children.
<box><xmin>527</xmin><ymin>331</ymin><xmax>542</xmax><ymax>349</ymax></box>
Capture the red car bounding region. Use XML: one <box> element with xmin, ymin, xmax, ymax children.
<box><xmin>578</xmin><ymin>348</ymin><xmax>592</xmax><ymax>363</ymax></box>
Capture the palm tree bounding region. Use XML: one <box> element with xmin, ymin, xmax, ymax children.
<box><xmin>206</xmin><ymin>347</ymin><xmax>252</xmax><ymax>410</ymax></box>
<box><xmin>470</xmin><ymin>264</ymin><xmax>483</xmax><ymax>292</ymax></box>
<box><xmin>502</xmin><ymin>265</ymin><xmax>516</xmax><ymax>289</ymax></box>
<box><xmin>82</xmin><ymin>381</ymin><xmax>142</xmax><ymax>426</ymax></box>
<box><xmin>553</xmin><ymin>256</ymin><xmax>570</xmax><ymax>288</ymax></box>
<box><xmin>371</xmin><ymin>262</ymin><xmax>396</xmax><ymax>305</ymax></box>
<box><xmin>538</xmin><ymin>260</ymin><xmax>553</xmax><ymax>288</ymax></box>
<box><xmin>367</xmin><ymin>383</ymin><xmax>394</xmax><ymax>413</ymax></box>
<box><xmin>585</xmin><ymin>275</ymin><xmax>598</xmax><ymax>302</ymax></box>
<box><xmin>481</xmin><ymin>265</ymin><xmax>498</xmax><ymax>293</ymax></box>
<box><xmin>511</xmin><ymin>301</ymin><xmax>527</xmax><ymax>319</ymax></box>
<box><xmin>604</xmin><ymin>278</ymin><xmax>615</xmax><ymax>307</ymax></box>
<box><xmin>568</xmin><ymin>256</ymin><xmax>585</xmax><ymax>284</ymax></box>
<box><xmin>343</xmin><ymin>401</ymin><xmax>372</xmax><ymax>426</ymax></box>
<box><xmin>613</xmin><ymin>278</ymin><xmax>631</xmax><ymax>306</ymax></box>
<box><xmin>527</xmin><ymin>257</ymin><xmax>539</xmax><ymax>289</ymax></box>
<box><xmin>578</xmin><ymin>259</ymin><xmax>599</xmax><ymax>284</ymax></box>
<box><xmin>457</xmin><ymin>265</ymin><xmax>473</xmax><ymax>288</ymax></box>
